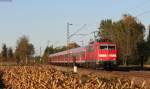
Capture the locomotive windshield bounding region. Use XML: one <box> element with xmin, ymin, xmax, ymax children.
<box><xmin>100</xmin><ymin>45</ymin><xmax>107</xmax><ymax>50</ymax></box>
<box><xmin>100</xmin><ymin>44</ymin><xmax>116</xmax><ymax>50</ymax></box>
<box><xmin>108</xmin><ymin>45</ymin><xmax>115</xmax><ymax>50</ymax></box>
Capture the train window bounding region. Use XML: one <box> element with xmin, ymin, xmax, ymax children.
<box><xmin>100</xmin><ymin>45</ymin><xmax>107</xmax><ymax>50</ymax></box>
<box><xmin>108</xmin><ymin>45</ymin><xmax>115</xmax><ymax>50</ymax></box>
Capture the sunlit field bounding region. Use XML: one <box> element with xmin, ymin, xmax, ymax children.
<box><xmin>0</xmin><ymin>65</ymin><xmax>147</xmax><ymax>89</ymax></box>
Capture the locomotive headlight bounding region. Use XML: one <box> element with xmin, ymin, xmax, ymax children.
<box><xmin>99</xmin><ymin>54</ymin><xmax>107</xmax><ymax>57</ymax></box>
<box><xmin>109</xmin><ymin>54</ymin><xmax>116</xmax><ymax>57</ymax></box>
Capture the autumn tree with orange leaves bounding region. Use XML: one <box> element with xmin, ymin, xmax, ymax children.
<box><xmin>99</xmin><ymin>14</ymin><xmax>145</xmax><ymax>65</ymax></box>
<box><xmin>15</xmin><ymin>36</ymin><xmax>35</xmax><ymax>64</ymax></box>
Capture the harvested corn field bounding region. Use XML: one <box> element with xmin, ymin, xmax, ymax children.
<box><xmin>0</xmin><ymin>65</ymin><xmax>148</xmax><ymax>89</ymax></box>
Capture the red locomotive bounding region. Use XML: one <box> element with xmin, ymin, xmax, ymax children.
<box><xmin>49</xmin><ymin>41</ymin><xmax>117</xmax><ymax>69</ymax></box>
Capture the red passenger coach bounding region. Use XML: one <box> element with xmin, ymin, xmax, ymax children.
<box><xmin>49</xmin><ymin>41</ymin><xmax>117</xmax><ymax>69</ymax></box>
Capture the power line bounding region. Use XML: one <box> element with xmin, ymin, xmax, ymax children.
<box><xmin>71</xmin><ymin>31</ymin><xmax>96</xmax><ymax>36</ymax></box>
<box><xmin>127</xmin><ymin>0</ymin><xmax>150</xmax><ymax>14</ymax></box>
<box><xmin>125</xmin><ymin>0</ymin><xmax>150</xmax><ymax>17</ymax></box>
<box><xmin>69</xmin><ymin>24</ymin><xmax>87</xmax><ymax>38</ymax></box>
<box><xmin>136</xmin><ymin>10</ymin><xmax>150</xmax><ymax>17</ymax></box>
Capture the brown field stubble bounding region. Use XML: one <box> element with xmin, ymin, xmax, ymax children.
<box><xmin>0</xmin><ymin>65</ymin><xmax>148</xmax><ymax>89</ymax></box>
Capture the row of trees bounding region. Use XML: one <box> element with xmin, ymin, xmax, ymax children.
<box><xmin>0</xmin><ymin>36</ymin><xmax>35</xmax><ymax>64</ymax></box>
<box><xmin>0</xmin><ymin>36</ymin><xmax>80</xmax><ymax>65</ymax></box>
<box><xmin>0</xmin><ymin>44</ymin><xmax>13</xmax><ymax>62</ymax></box>
<box><xmin>99</xmin><ymin>14</ymin><xmax>150</xmax><ymax>65</ymax></box>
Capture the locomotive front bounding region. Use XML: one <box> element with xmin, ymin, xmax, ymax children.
<box><xmin>97</xmin><ymin>42</ymin><xmax>117</xmax><ymax>69</ymax></box>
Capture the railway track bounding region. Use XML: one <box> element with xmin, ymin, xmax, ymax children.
<box><xmin>52</xmin><ymin>65</ymin><xmax>150</xmax><ymax>77</ymax></box>
<box><xmin>52</xmin><ymin>65</ymin><xmax>150</xmax><ymax>87</ymax></box>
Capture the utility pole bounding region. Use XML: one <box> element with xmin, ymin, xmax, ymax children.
<box><xmin>66</xmin><ymin>22</ymin><xmax>73</xmax><ymax>67</ymax></box>
<box><xmin>66</xmin><ymin>23</ymin><xmax>88</xmax><ymax>73</ymax></box>
<box><xmin>67</xmin><ymin>22</ymin><xmax>73</xmax><ymax>48</ymax></box>
<box><xmin>126</xmin><ymin>29</ymin><xmax>130</xmax><ymax>66</ymax></box>
<box><xmin>79</xmin><ymin>40</ymin><xmax>84</xmax><ymax>47</ymax></box>
<box><xmin>40</xmin><ymin>46</ymin><xmax>42</xmax><ymax>63</ymax></box>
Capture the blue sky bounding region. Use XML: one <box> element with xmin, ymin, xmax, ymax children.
<box><xmin>0</xmin><ymin>0</ymin><xmax>150</xmax><ymax>55</ymax></box>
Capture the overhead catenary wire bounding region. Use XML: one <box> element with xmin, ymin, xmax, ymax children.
<box><xmin>126</xmin><ymin>0</ymin><xmax>150</xmax><ymax>14</ymax></box>
<box><xmin>136</xmin><ymin>10</ymin><xmax>150</xmax><ymax>17</ymax></box>
<box><xmin>128</xmin><ymin>0</ymin><xmax>150</xmax><ymax>17</ymax></box>
<box><xmin>73</xmin><ymin>1</ymin><xmax>150</xmax><ymax>43</ymax></box>
<box><xmin>71</xmin><ymin>31</ymin><xmax>98</xmax><ymax>36</ymax></box>
<box><xmin>69</xmin><ymin>24</ymin><xmax>87</xmax><ymax>38</ymax></box>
